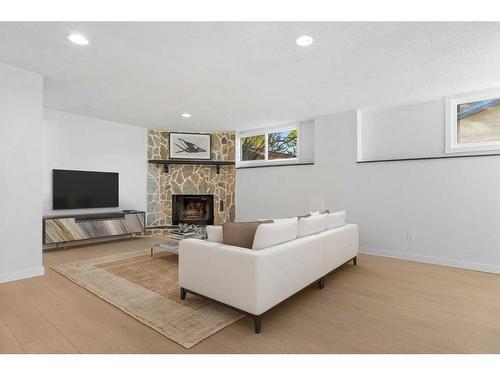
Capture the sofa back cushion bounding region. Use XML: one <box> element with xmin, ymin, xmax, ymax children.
<box><xmin>273</xmin><ymin>217</ymin><xmax>297</xmax><ymax>223</ymax></box>
<box><xmin>299</xmin><ymin>209</ymin><xmax>329</xmax><ymax>219</ymax></box>
<box><xmin>297</xmin><ymin>213</ymin><xmax>327</xmax><ymax>238</ymax></box>
<box><xmin>252</xmin><ymin>218</ymin><xmax>298</xmax><ymax>250</ymax></box>
<box><xmin>206</xmin><ymin>225</ymin><xmax>223</xmax><ymax>243</ymax></box>
<box><xmin>325</xmin><ymin>210</ymin><xmax>346</xmax><ymax>230</ymax></box>
<box><xmin>222</xmin><ymin>221</ymin><xmax>271</xmax><ymax>249</ymax></box>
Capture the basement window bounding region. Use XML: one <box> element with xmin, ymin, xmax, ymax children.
<box><xmin>238</xmin><ymin>125</ymin><xmax>299</xmax><ymax>166</ymax></box>
<box><xmin>446</xmin><ymin>89</ymin><xmax>500</xmax><ymax>153</ymax></box>
<box><xmin>240</xmin><ymin>134</ymin><xmax>266</xmax><ymax>161</ymax></box>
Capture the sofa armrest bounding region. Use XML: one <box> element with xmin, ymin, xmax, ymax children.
<box><xmin>320</xmin><ymin>223</ymin><xmax>359</xmax><ymax>273</ymax></box>
<box><xmin>179</xmin><ymin>239</ymin><xmax>260</xmax><ymax>313</ymax></box>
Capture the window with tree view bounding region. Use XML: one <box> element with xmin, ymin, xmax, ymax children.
<box><xmin>239</xmin><ymin>127</ymin><xmax>298</xmax><ymax>163</ymax></box>
<box><xmin>240</xmin><ymin>134</ymin><xmax>265</xmax><ymax>161</ymax></box>
<box><xmin>268</xmin><ymin>129</ymin><xmax>298</xmax><ymax>159</ymax></box>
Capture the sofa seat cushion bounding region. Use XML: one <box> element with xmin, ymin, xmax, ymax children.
<box><xmin>222</xmin><ymin>221</ymin><xmax>271</xmax><ymax>249</ymax></box>
<box><xmin>252</xmin><ymin>218</ymin><xmax>298</xmax><ymax>250</ymax></box>
<box><xmin>325</xmin><ymin>210</ymin><xmax>346</xmax><ymax>229</ymax></box>
<box><xmin>297</xmin><ymin>213</ymin><xmax>327</xmax><ymax>238</ymax></box>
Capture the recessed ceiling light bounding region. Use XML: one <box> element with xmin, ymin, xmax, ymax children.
<box><xmin>296</xmin><ymin>35</ymin><xmax>314</xmax><ymax>47</ymax></box>
<box><xmin>181</xmin><ymin>113</ymin><xmax>192</xmax><ymax>118</ymax></box>
<box><xmin>68</xmin><ymin>33</ymin><xmax>89</xmax><ymax>46</ymax></box>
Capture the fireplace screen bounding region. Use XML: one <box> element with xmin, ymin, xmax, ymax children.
<box><xmin>172</xmin><ymin>195</ymin><xmax>214</xmax><ymax>225</ymax></box>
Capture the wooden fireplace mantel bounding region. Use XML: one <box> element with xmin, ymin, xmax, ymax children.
<box><xmin>148</xmin><ymin>159</ymin><xmax>236</xmax><ymax>174</ymax></box>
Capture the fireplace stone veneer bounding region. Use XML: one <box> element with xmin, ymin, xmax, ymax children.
<box><xmin>147</xmin><ymin>130</ymin><xmax>235</xmax><ymax>227</ymax></box>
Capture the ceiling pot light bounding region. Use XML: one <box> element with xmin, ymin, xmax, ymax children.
<box><xmin>296</xmin><ymin>35</ymin><xmax>314</xmax><ymax>47</ymax></box>
<box><xmin>181</xmin><ymin>113</ymin><xmax>192</xmax><ymax>118</ymax></box>
<box><xmin>68</xmin><ymin>33</ymin><xmax>89</xmax><ymax>45</ymax></box>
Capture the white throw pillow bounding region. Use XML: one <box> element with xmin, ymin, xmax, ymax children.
<box><xmin>252</xmin><ymin>218</ymin><xmax>298</xmax><ymax>250</ymax></box>
<box><xmin>325</xmin><ymin>210</ymin><xmax>346</xmax><ymax>230</ymax></box>
<box><xmin>206</xmin><ymin>225</ymin><xmax>223</xmax><ymax>243</ymax></box>
<box><xmin>309</xmin><ymin>211</ymin><xmax>320</xmax><ymax>216</ymax></box>
<box><xmin>297</xmin><ymin>214</ymin><xmax>327</xmax><ymax>238</ymax></box>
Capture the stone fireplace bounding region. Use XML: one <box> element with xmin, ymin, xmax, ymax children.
<box><xmin>146</xmin><ymin>130</ymin><xmax>235</xmax><ymax>228</ymax></box>
<box><xmin>172</xmin><ymin>194</ymin><xmax>214</xmax><ymax>225</ymax></box>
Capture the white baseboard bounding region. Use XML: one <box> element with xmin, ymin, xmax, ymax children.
<box><xmin>0</xmin><ymin>266</ymin><xmax>45</xmax><ymax>284</ymax></box>
<box><xmin>360</xmin><ymin>247</ymin><xmax>500</xmax><ymax>275</ymax></box>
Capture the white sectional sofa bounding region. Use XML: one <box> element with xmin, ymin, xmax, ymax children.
<box><xmin>179</xmin><ymin>214</ymin><xmax>359</xmax><ymax>333</ymax></box>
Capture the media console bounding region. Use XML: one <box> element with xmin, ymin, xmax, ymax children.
<box><xmin>43</xmin><ymin>210</ymin><xmax>145</xmax><ymax>247</ymax></box>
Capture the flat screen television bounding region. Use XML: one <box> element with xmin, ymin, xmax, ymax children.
<box><xmin>53</xmin><ymin>169</ymin><xmax>119</xmax><ymax>210</ymax></box>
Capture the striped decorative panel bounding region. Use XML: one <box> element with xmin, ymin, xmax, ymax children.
<box><xmin>44</xmin><ymin>212</ymin><xmax>145</xmax><ymax>244</ymax></box>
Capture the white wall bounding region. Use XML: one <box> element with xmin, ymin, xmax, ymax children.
<box><xmin>299</xmin><ymin>120</ymin><xmax>315</xmax><ymax>163</ymax></box>
<box><xmin>0</xmin><ymin>62</ymin><xmax>44</xmax><ymax>283</ymax></box>
<box><xmin>237</xmin><ymin>108</ymin><xmax>500</xmax><ymax>274</ymax></box>
<box><xmin>359</xmin><ymin>100</ymin><xmax>445</xmax><ymax>160</ymax></box>
<box><xmin>43</xmin><ymin>109</ymin><xmax>148</xmax><ymax>216</ymax></box>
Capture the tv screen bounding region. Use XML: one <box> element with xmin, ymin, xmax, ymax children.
<box><xmin>53</xmin><ymin>169</ymin><xmax>119</xmax><ymax>210</ymax></box>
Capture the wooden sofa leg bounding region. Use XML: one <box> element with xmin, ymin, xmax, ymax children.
<box><xmin>254</xmin><ymin>316</ymin><xmax>262</xmax><ymax>334</ymax></box>
<box><xmin>180</xmin><ymin>287</ymin><xmax>187</xmax><ymax>300</ymax></box>
<box><xmin>353</xmin><ymin>256</ymin><xmax>357</xmax><ymax>266</ymax></box>
<box><xmin>318</xmin><ymin>277</ymin><xmax>325</xmax><ymax>289</ymax></box>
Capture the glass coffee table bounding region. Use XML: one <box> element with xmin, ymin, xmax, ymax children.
<box><xmin>150</xmin><ymin>241</ymin><xmax>180</xmax><ymax>257</ymax></box>
<box><xmin>150</xmin><ymin>230</ymin><xmax>206</xmax><ymax>258</ymax></box>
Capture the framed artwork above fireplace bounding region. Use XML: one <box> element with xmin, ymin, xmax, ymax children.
<box><xmin>169</xmin><ymin>132</ymin><xmax>211</xmax><ymax>160</ymax></box>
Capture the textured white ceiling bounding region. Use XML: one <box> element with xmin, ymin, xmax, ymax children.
<box><xmin>0</xmin><ymin>22</ymin><xmax>499</xmax><ymax>131</ymax></box>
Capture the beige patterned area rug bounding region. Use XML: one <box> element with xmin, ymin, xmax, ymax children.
<box><xmin>51</xmin><ymin>249</ymin><xmax>243</xmax><ymax>349</ymax></box>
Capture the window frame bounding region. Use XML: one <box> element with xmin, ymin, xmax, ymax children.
<box><xmin>237</xmin><ymin>124</ymin><xmax>300</xmax><ymax>167</ymax></box>
<box><xmin>445</xmin><ymin>88</ymin><xmax>500</xmax><ymax>154</ymax></box>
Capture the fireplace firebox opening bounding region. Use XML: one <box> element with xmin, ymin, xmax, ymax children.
<box><xmin>172</xmin><ymin>194</ymin><xmax>214</xmax><ymax>226</ymax></box>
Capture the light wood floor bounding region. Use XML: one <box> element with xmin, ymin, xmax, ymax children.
<box><xmin>1</xmin><ymin>236</ymin><xmax>499</xmax><ymax>354</ymax></box>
